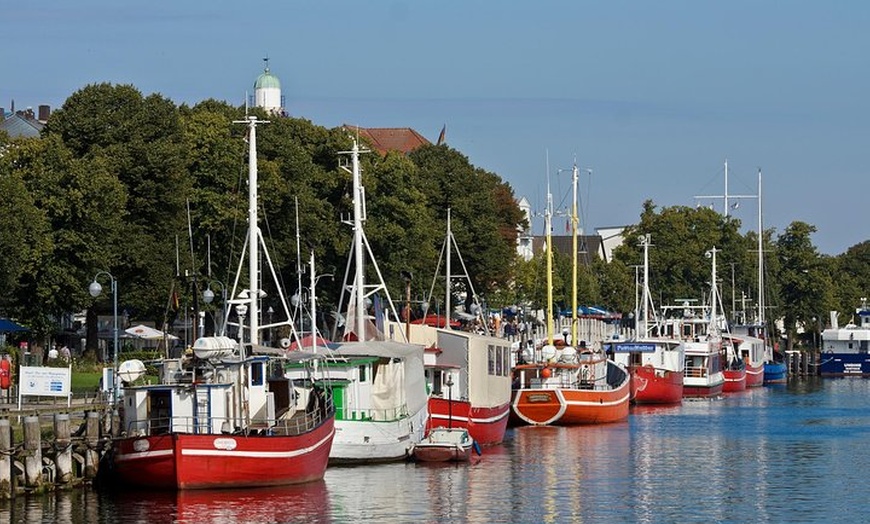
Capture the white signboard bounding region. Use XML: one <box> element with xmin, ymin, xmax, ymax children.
<box><xmin>18</xmin><ymin>365</ymin><xmax>72</xmax><ymax>408</ymax></box>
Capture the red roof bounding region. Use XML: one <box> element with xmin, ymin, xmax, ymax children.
<box><xmin>344</xmin><ymin>125</ymin><xmax>431</xmax><ymax>155</ymax></box>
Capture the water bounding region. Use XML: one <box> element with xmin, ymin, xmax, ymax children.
<box><xmin>4</xmin><ymin>378</ymin><xmax>870</xmax><ymax>523</ymax></box>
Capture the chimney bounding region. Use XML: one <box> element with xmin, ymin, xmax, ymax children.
<box><xmin>38</xmin><ymin>105</ymin><xmax>50</xmax><ymax>122</ymax></box>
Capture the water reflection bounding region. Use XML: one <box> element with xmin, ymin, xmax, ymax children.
<box><xmin>5</xmin><ymin>379</ymin><xmax>870</xmax><ymax>523</ymax></box>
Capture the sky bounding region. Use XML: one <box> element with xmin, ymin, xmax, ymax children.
<box><xmin>4</xmin><ymin>1</ymin><xmax>868</xmax><ymax>255</ymax></box>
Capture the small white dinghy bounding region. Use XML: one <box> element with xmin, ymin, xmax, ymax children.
<box><xmin>411</xmin><ymin>428</ymin><xmax>480</xmax><ymax>463</ymax></box>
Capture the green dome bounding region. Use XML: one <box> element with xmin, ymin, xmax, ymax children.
<box><xmin>254</xmin><ymin>68</ymin><xmax>281</xmax><ymax>90</ymax></box>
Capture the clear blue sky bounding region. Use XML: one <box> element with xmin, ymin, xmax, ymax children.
<box><xmin>5</xmin><ymin>1</ymin><xmax>868</xmax><ymax>255</ymax></box>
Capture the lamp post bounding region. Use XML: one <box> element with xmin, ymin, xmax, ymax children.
<box><xmin>202</xmin><ymin>280</ymin><xmax>227</xmax><ymax>336</ymax></box>
<box><xmin>89</xmin><ymin>271</ymin><xmax>118</xmax><ymax>434</ymax></box>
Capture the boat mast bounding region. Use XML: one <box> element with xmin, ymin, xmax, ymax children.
<box><xmin>545</xmin><ymin>178</ymin><xmax>555</xmax><ymax>346</ymax></box>
<box><xmin>445</xmin><ymin>209</ymin><xmax>452</xmax><ymax>330</ymax></box>
<box><xmin>707</xmin><ymin>246</ymin><xmax>720</xmax><ymax>337</ymax></box>
<box><xmin>351</xmin><ymin>140</ymin><xmax>367</xmax><ymax>340</ymax></box>
<box><xmin>640</xmin><ymin>234</ymin><xmax>654</xmax><ymax>337</ymax></box>
<box><xmin>570</xmin><ymin>161</ymin><xmax>579</xmax><ymax>346</ymax></box>
<box><xmin>757</xmin><ymin>169</ymin><xmax>765</xmax><ymax>328</ymax></box>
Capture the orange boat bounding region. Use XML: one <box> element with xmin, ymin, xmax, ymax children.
<box><xmin>509</xmin><ymin>162</ymin><xmax>629</xmax><ymax>427</ymax></box>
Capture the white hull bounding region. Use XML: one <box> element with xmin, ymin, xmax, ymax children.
<box><xmin>330</xmin><ymin>406</ymin><xmax>428</xmax><ymax>463</ymax></box>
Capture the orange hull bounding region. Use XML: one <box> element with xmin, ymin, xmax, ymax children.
<box><xmin>510</xmin><ymin>381</ymin><xmax>630</xmax><ymax>426</ymax></box>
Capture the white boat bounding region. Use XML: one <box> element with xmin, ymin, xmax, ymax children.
<box><xmin>286</xmin><ymin>139</ymin><xmax>428</xmax><ymax>463</ymax></box>
<box><xmin>411</xmin><ymin>427</ymin><xmax>477</xmax><ymax>463</ymax></box>
<box><xmin>820</xmin><ymin>299</ymin><xmax>870</xmax><ymax>376</ymax></box>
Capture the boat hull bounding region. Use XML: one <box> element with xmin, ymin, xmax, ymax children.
<box><xmin>723</xmin><ymin>368</ymin><xmax>747</xmax><ymax>392</ymax></box>
<box><xmin>745</xmin><ymin>362</ymin><xmax>764</xmax><ymax>387</ymax></box>
<box><xmin>683</xmin><ymin>381</ymin><xmax>724</xmax><ymax>398</ymax></box>
<box><xmin>113</xmin><ymin>419</ymin><xmax>335</xmax><ymax>490</ymax></box>
<box><xmin>328</xmin><ymin>406</ymin><xmax>428</xmax><ymax>465</ymax></box>
<box><xmin>819</xmin><ymin>353</ymin><xmax>870</xmax><ymax>376</ymax></box>
<box><xmin>630</xmin><ymin>365</ymin><xmax>683</xmax><ymax>404</ymax></box>
<box><xmin>763</xmin><ymin>361</ymin><xmax>787</xmax><ymax>383</ymax></box>
<box><xmin>412</xmin><ymin>443</ymin><xmax>472</xmax><ymax>462</ymax></box>
<box><xmin>427</xmin><ymin>397</ymin><xmax>509</xmax><ymax>447</ymax></box>
<box><xmin>510</xmin><ymin>380</ymin><xmax>630</xmax><ymax>426</ymax></box>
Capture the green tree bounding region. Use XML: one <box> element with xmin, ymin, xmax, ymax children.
<box><xmin>775</xmin><ymin>221</ymin><xmax>834</xmax><ymax>349</ymax></box>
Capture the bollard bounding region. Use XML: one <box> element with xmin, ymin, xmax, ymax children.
<box><xmin>24</xmin><ymin>415</ymin><xmax>43</xmax><ymax>489</ymax></box>
<box><xmin>54</xmin><ymin>413</ymin><xmax>73</xmax><ymax>484</ymax></box>
<box><xmin>0</xmin><ymin>418</ymin><xmax>11</xmax><ymax>499</ymax></box>
<box><xmin>84</xmin><ymin>411</ymin><xmax>100</xmax><ymax>479</ymax></box>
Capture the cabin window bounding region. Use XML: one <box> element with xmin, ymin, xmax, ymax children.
<box><xmin>502</xmin><ymin>347</ymin><xmax>511</xmax><ymax>376</ymax></box>
<box><xmin>496</xmin><ymin>346</ymin><xmax>504</xmax><ymax>376</ymax></box>
<box><xmin>488</xmin><ymin>346</ymin><xmax>496</xmax><ymax>374</ymax></box>
<box><xmin>251</xmin><ymin>362</ymin><xmax>264</xmax><ymax>386</ymax></box>
<box><xmin>358</xmin><ymin>364</ymin><xmax>367</xmax><ymax>382</ymax></box>
<box><xmin>432</xmin><ymin>369</ymin><xmax>442</xmax><ymax>396</ymax></box>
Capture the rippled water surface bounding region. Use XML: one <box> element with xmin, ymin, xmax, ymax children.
<box><xmin>4</xmin><ymin>378</ymin><xmax>870</xmax><ymax>523</ymax></box>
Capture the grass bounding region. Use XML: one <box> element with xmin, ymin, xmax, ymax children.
<box><xmin>71</xmin><ymin>371</ymin><xmax>102</xmax><ymax>393</ymax></box>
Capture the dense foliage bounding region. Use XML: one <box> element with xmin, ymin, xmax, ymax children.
<box><xmin>0</xmin><ymin>83</ymin><xmax>866</xmax><ymax>352</ymax></box>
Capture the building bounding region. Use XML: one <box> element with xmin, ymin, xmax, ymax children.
<box><xmin>0</xmin><ymin>102</ymin><xmax>50</xmax><ymax>138</ymax></box>
<box><xmin>252</xmin><ymin>58</ymin><xmax>284</xmax><ymax>116</ymax></box>
<box><xmin>342</xmin><ymin>126</ymin><xmax>431</xmax><ymax>156</ymax></box>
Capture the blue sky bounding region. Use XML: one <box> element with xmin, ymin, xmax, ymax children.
<box><xmin>4</xmin><ymin>1</ymin><xmax>867</xmax><ymax>255</ymax></box>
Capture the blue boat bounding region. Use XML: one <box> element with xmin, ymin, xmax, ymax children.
<box><xmin>763</xmin><ymin>360</ymin><xmax>787</xmax><ymax>384</ymax></box>
<box><xmin>819</xmin><ymin>301</ymin><xmax>870</xmax><ymax>376</ymax></box>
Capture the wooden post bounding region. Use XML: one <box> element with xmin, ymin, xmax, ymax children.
<box><xmin>24</xmin><ymin>415</ymin><xmax>43</xmax><ymax>489</ymax></box>
<box><xmin>0</xmin><ymin>418</ymin><xmax>11</xmax><ymax>499</ymax></box>
<box><xmin>84</xmin><ymin>411</ymin><xmax>100</xmax><ymax>480</ymax></box>
<box><xmin>54</xmin><ymin>413</ymin><xmax>73</xmax><ymax>484</ymax></box>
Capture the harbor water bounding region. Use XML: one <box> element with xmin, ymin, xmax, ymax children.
<box><xmin>3</xmin><ymin>377</ymin><xmax>869</xmax><ymax>523</ymax></box>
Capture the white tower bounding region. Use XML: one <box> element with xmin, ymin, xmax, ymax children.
<box><xmin>253</xmin><ymin>58</ymin><xmax>283</xmax><ymax>115</ymax></box>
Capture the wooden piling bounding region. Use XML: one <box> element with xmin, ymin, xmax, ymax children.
<box><xmin>23</xmin><ymin>416</ymin><xmax>43</xmax><ymax>489</ymax></box>
<box><xmin>53</xmin><ymin>414</ymin><xmax>73</xmax><ymax>485</ymax></box>
<box><xmin>0</xmin><ymin>418</ymin><xmax>11</xmax><ymax>499</ymax></box>
<box><xmin>84</xmin><ymin>411</ymin><xmax>100</xmax><ymax>480</ymax></box>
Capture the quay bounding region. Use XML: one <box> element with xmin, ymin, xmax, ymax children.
<box><xmin>0</xmin><ymin>392</ymin><xmax>112</xmax><ymax>499</ymax></box>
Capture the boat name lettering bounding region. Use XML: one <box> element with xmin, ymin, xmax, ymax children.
<box><xmin>213</xmin><ymin>438</ymin><xmax>238</xmax><ymax>451</ymax></box>
<box><xmin>527</xmin><ymin>393</ymin><xmax>552</xmax><ymax>403</ymax></box>
<box><xmin>611</xmin><ymin>344</ymin><xmax>657</xmax><ymax>353</ymax></box>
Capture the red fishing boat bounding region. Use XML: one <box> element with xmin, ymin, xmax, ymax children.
<box><xmin>610</xmin><ymin>234</ymin><xmax>684</xmax><ymax>404</ymax></box>
<box><xmin>113</xmin><ymin>117</ymin><xmax>335</xmax><ymax>489</ymax></box>
<box><xmin>402</xmin><ymin>209</ymin><xmax>511</xmax><ymax>446</ymax></box>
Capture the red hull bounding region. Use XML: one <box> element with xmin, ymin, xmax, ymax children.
<box><xmin>113</xmin><ymin>419</ymin><xmax>335</xmax><ymax>490</ymax></box>
<box><xmin>412</xmin><ymin>444</ymin><xmax>472</xmax><ymax>462</ymax></box>
<box><xmin>745</xmin><ymin>362</ymin><xmax>764</xmax><ymax>387</ymax></box>
<box><xmin>683</xmin><ymin>382</ymin><xmax>724</xmax><ymax>398</ymax></box>
<box><xmin>427</xmin><ymin>397</ymin><xmax>510</xmax><ymax>446</ymax></box>
<box><xmin>630</xmin><ymin>365</ymin><xmax>684</xmax><ymax>404</ymax></box>
<box><xmin>723</xmin><ymin>368</ymin><xmax>747</xmax><ymax>392</ymax></box>
<box><xmin>509</xmin><ymin>381</ymin><xmax>630</xmax><ymax>426</ymax></box>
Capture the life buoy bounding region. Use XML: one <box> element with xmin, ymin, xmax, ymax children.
<box><xmin>0</xmin><ymin>358</ymin><xmax>10</xmax><ymax>390</ymax></box>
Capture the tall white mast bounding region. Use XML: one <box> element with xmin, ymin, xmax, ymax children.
<box><xmin>351</xmin><ymin>140</ymin><xmax>366</xmax><ymax>340</ymax></box>
<box><xmin>445</xmin><ymin>209</ymin><xmax>453</xmax><ymax>330</ymax></box>
<box><xmin>757</xmin><ymin>169</ymin><xmax>765</xmax><ymax>326</ymax></box>
<box><xmin>570</xmin><ymin>161</ymin><xmax>579</xmax><ymax>346</ymax></box>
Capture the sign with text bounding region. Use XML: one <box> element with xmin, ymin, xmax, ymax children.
<box><xmin>609</xmin><ymin>343</ymin><xmax>657</xmax><ymax>353</ymax></box>
<box><xmin>19</xmin><ymin>365</ymin><xmax>72</xmax><ymax>399</ymax></box>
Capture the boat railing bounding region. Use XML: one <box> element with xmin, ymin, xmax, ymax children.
<box><xmin>123</xmin><ymin>397</ymin><xmax>336</xmax><ymax>437</ymax></box>
<box><xmin>684</xmin><ymin>366</ymin><xmax>708</xmax><ymax>378</ymax></box>
<box><xmin>335</xmin><ymin>403</ymin><xmax>411</xmax><ymax>422</ymax></box>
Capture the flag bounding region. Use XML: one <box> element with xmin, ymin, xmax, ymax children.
<box><xmin>437</xmin><ymin>124</ymin><xmax>446</xmax><ymax>146</ymax></box>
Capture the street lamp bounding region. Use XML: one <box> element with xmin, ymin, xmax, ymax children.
<box><xmin>202</xmin><ymin>280</ymin><xmax>227</xmax><ymax>336</ymax></box>
<box><xmin>235</xmin><ymin>303</ymin><xmax>248</xmax><ymax>345</ymax></box>
<box><xmin>89</xmin><ymin>271</ymin><xmax>118</xmax><ymax>434</ymax></box>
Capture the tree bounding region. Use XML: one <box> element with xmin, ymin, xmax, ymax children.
<box><xmin>775</xmin><ymin>221</ymin><xmax>834</xmax><ymax>349</ymax></box>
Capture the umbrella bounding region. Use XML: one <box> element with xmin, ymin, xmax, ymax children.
<box><xmin>0</xmin><ymin>318</ymin><xmax>28</xmax><ymax>332</ymax></box>
<box><xmin>125</xmin><ymin>324</ymin><xmax>178</xmax><ymax>340</ymax></box>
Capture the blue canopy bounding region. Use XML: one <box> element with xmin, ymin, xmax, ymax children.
<box><xmin>0</xmin><ymin>318</ymin><xmax>28</xmax><ymax>332</ymax></box>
